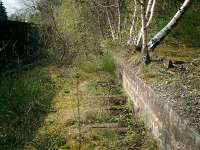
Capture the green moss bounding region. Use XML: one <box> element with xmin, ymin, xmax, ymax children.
<box><xmin>0</xmin><ymin>55</ymin><xmax>158</xmax><ymax>149</ymax></box>
<box><xmin>101</xmin><ymin>54</ymin><xmax>116</xmax><ymax>76</ymax></box>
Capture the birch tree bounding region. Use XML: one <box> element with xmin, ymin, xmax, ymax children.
<box><xmin>92</xmin><ymin>0</ymin><xmax>122</xmax><ymax>40</ymax></box>
<box><xmin>129</xmin><ymin>0</ymin><xmax>191</xmax><ymax>49</ymax></box>
<box><xmin>106</xmin><ymin>7</ymin><xmax>116</xmax><ymax>40</ymax></box>
<box><xmin>127</xmin><ymin>0</ymin><xmax>191</xmax><ymax>64</ymax></box>
<box><xmin>135</xmin><ymin>0</ymin><xmax>156</xmax><ymax>48</ymax></box>
<box><xmin>147</xmin><ymin>0</ymin><xmax>192</xmax><ymax>50</ymax></box>
<box><xmin>117</xmin><ymin>0</ymin><xmax>121</xmax><ymax>40</ymax></box>
<box><xmin>140</xmin><ymin>0</ymin><xmax>150</xmax><ymax>64</ymax></box>
<box><xmin>128</xmin><ymin>0</ymin><xmax>138</xmax><ymax>44</ymax></box>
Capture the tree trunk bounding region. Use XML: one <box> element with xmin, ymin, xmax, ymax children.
<box><xmin>136</xmin><ymin>0</ymin><xmax>156</xmax><ymax>49</ymax></box>
<box><xmin>117</xmin><ymin>0</ymin><xmax>121</xmax><ymax>40</ymax></box>
<box><xmin>146</xmin><ymin>0</ymin><xmax>153</xmax><ymax>19</ymax></box>
<box><xmin>128</xmin><ymin>0</ymin><xmax>138</xmax><ymax>45</ymax></box>
<box><xmin>141</xmin><ymin>0</ymin><xmax>150</xmax><ymax>64</ymax></box>
<box><xmin>146</xmin><ymin>0</ymin><xmax>156</xmax><ymax>27</ymax></box>
<box><xmin>129</xmin><ymin>0</ymin><xmax>137</xmax><ymax>38</ymax></box>
<box><xmin>148</xmin><ymin>0</ymin><xmax>191</xmax><ymax>50</ymax></box>
<box><xmin>106</xmin><ymin>8</ymin><xmax>116</xmax><ymax>40</ymax></box>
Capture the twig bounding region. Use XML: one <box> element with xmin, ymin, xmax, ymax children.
<box><xmin>76</xmin><ymin>75</ymin><xmax>81</xmax><ymax>150</ymax></box>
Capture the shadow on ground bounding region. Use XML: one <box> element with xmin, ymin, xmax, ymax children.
<box><xmin>0</xmin><ymin>65</ymin><xmax>60</xmax><ymax>150</ymax></box>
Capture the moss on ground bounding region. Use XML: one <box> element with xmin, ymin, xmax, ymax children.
<box><xmin>0</xmin><ymin>54</ymin><xmax>158</xmax><ymax>150</ymax></box>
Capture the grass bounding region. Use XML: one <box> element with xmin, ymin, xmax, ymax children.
<box><xmin>118</xmin><ymin>43</ymin><xmax>200</xmax><ymax>82</ymax></box>
<box><xmin>0</xmin><ymin>54</ymin><xmax>158</xmax><ymax>150</ymax></box>
<box><xmin>101</xmin><ymin>54</ymin><xmax>116</xmax><ymax>76</ymax></box>
<box><xmin>170</xmin><ymin>8</ymin><xmax>200</xmax><ymax>47</ymax></box>
<box><xmin>0</xmin><ymin>66</ymin><xmax>58</xmax><ymax>150</ymax></box>
<box><xmin>154</xmin><ymin>45</ymin><xmax>200</xmax><ymax>62</ymax></box>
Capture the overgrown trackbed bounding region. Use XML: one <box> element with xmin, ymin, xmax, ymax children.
<box><xmin>0</xmin><ymin>56</ymin><xmax>158</xmax><ymax>150</ymax></box>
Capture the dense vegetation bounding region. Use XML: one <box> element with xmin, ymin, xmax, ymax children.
<box><xmin>25</xmin><ymin>0</ymin><xmax>199</xmax><ymax>64</ymax></box>
<box><xmin>0</xmin><ymin>0</ymin><xmax>199</xmax><ymax>149</ymax></box>
<box><xmin>0</xmin><ymin>21</ymin><xmax>42</xmax><ymax>72</ymax></box>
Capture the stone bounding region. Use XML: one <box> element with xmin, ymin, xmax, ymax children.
<box><xmin>163</xmin><ymin>59</ymin><xmax>174</xmax><ymax>69</ymax></box>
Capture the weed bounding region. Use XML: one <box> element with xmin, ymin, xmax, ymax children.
<box><xmin>0</xmin><ymin>56</ymin><xmax>158</xmax><ymax>149</ymax></box>
<box><xmin>101</xmin><ymin>54</ymin><xmax>116</xmax><ymax>76</ymax></box>
<box><xmin>0</xmin><ymin>66</ymin><xmax>57</xmax><ymax>150</ymax></box>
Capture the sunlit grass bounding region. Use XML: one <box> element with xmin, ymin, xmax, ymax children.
<box><xmin>154</xmin><ymin>45</ymin><xmax>200</xmax><ymax>62</ymax></box>
<box><xmin>0</xmin><ymin>54</ymin><xmax>158</xmax><ymax>149</ymax></box>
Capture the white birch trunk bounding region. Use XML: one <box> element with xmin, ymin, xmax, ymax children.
<box><xmin>141</xmin><ymin>0</ymin><xmax>146</xmax><ymax>51</ymax></box>
<box><xmin>148</xmin><ymin>0</ymin><xmax>191</xmax><ymax>50</ymax></box>
<box><xmin>141</xmin><ymin>0</ymin><xmax>150</xmax><ymax>64</ymax></box>
<box><xmin>106</xmin><ymin>8</ymin><xmax>116</xmax><ymax>40</ymax></box>
<box><xmin>136</xmin><ymin>0</ymin><xmax>156</xmax><ymax>48</ymax></box>
<box><xmin>117</xmin><ymin>0</ymin><xmax>121</xmax><ymax>38</ymax></box>
<box><xmin>127</xmin><ymin>0</ymin><xmax>138</xmax><ymax>45</ymax></box>
<box><xmin>146</xmin><ymin>0</ymin><xmax>156</xmax><ymax>27</ymax></box>
<box><xmin>146</xmin><ymin>0</ymin><xmax>153</xmax><ymax>19</ymax></box>
<box><xmin>129</xmin><ymin>0</ymin><xmax>137</xmax><ymax>38</ymax></box>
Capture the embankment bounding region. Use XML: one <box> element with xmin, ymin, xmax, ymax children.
<box><xmin>113</xmin><ymin>53</ymin><xmax>200</xmax><ymax>150</ymax></box>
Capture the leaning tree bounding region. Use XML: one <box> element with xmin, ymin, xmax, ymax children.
<box><xmin>128</xmin><ymin>0</ymin><xmax>192</xmax><ymax>64</ymax></box>
<box><xmin>90</xmin><ymin>0</ymin><xmax>192</xmax><ymax>64</ymax></box>
<box><xmin>19</xmin><ymin>0</ymin><xmax>192</xmax><ymax>64</ymax></box>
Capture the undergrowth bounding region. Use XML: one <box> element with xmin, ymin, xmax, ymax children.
<box><xmin>0</xmin><ymin>66</ymin><xmax>58</xmax><ymax>150</ymax></box>
<box><xmin>0</xmin><ymin>53</ymin><xmax>158</xmax><ymax>149</ymax></box>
